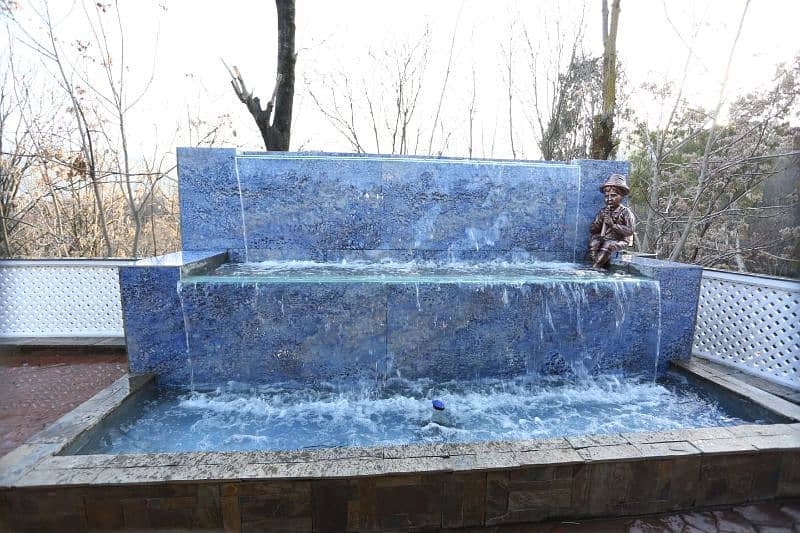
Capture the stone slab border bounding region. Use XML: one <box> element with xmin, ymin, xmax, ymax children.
<box><xmin>1</xmin><ymin>363</ymin><xmax>799</xmax><ymax>530</ymax></box>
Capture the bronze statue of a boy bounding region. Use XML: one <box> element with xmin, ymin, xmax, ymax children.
<box><xmin>589</xmin><ymin>174</ymin><xmax>635</xmax><ymax>268</ymax></box>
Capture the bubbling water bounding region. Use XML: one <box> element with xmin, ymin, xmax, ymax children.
<box><xmin>199</xmin><ymin>258</ymin><xmax>637</xmax><ymax>283</ymax></box>
<box><xmin>77</xmin><ymin>372</ymin><xmax>766</xmax><ymax>455</ymax></box>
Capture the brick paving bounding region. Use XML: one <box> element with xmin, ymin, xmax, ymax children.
<box><xmin>0</xmin><ymin>346</ymin><xmax>798</xmax><ymax>531</ymax></box>
<box><xmin>477</xmin><ymin>500</ymin><xmax>800</xmax><ymax>532</ymax></box>
<box><xmin>0</xmin><ymin>345</ymin><xmax>127</xmax><ymax>457</ymax></box>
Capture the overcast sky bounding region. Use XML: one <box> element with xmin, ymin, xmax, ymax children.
<box><xmin>4</xmin><ymin>0</ymin><xmax>799</xmax><ymax>159</ymax></box>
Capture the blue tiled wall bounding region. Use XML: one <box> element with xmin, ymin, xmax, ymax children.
<box><xmin>171</xmin><ymin>278</ymin><xmax>661</xmax><ymax>386</ymax></box>
<box><xmin>627</xmin><ymin>256</ymin><xmax>703</xmax><ymax>367</ymax></box>
<box><xmin>120</xmin><ymin>251</ymin><xmax>226</xmax><ymax>383</ymax></box>
<box><xmin>178</xmin><ymin>149</ymin><xmax>628</xmax><ymax>261</ymax></box>
<box><xmin>118</xmin><ymin>149</ymin><xmax>702</xmax><ymax>386</ymax></box>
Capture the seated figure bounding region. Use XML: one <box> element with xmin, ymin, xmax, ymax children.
<box><xmin>589</xmin><ymin>174</ymin><xmax>635</xmax><ymax>268</ymax></box>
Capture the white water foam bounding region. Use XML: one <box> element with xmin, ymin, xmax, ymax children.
<box><xmin>176</xmin><ymin>280</ymin><xmax>195</xmax><ymax>391</ymax></box>
<box><xmin>79</xmin><ymin>373</ymin><xmax>768</xmax><ymax>455</ymax></box>
<box><xmin>234</xmin><ymin>159</ymin><xmax>250</xmax><ymax>262</ymax></box>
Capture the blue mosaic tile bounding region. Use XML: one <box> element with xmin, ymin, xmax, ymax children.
<box><xmin>120</xmin><ymin>149</ymin><xmax>700</xmax><ymax>386</ymax></box>
<box><xmin>178</xmin><ymin>147</ymin><xmax>242</xmax><ymax>252</ymax></box>
<box><xmin>378</xmin><ymin>159</ymin><xmax>578</xmax><ymax>255</ymax></box>
<box><xmin>177</xmin><ymin>150</ymin><xmax>624</xmax><ymax>260</ymax></box>
<box><xmin>627</xmin><ymin>257</ymin><xmax>703</xmax><ymax>367</ymax></box>
<box><xmin>135</xmin><ymin>275</ymin><xmax>662</xmax><ymax>385</ymax></box>
<box><xmin>175</xmin><ymin>281</ymin><xmax>388</xmax><ymax>385</ymax></box>
<box><xmin>236</xmin><ymin>155</ymin><xmax>384</xmax><ymax>258</ymax></box>
<box><xmin>385</xmin><ymin>280</ymin><xmax>661</xmax><ymax>382</ymax></box>
<box><xmin>120</xmin><ymin>266</ymin><xmax>188</xmax><ymax>383</ymax></box>
<box><xmin>121</xmin><ymin>251</ymin><xmax>226</xmax><ymax>385</ymax></box>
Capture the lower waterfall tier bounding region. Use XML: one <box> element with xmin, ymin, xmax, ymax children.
<box><xmin>171</xmin><ymin>260</ymin><xmax>662</xmax><ymax>386</ymax></box>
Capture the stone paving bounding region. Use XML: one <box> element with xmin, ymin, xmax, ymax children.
<box><xmin>473</xmin><ymin>500</ymin><xmax>800</xmax><ymax>531</ymax></box>
<box><xmin>0</xmin><ymin>344</ymin><xmax>127</xmax><ymax>457</ymax></box>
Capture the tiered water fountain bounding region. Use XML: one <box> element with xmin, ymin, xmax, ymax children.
<box><xmin>108</xmin><ymin>148</ymin><xmax>711</xmax><ymax>452</ymax></box>
<box><xmin>6</xmin><ymin>149</ymin><xmax>796</xmax><ymax>532</ymax></box>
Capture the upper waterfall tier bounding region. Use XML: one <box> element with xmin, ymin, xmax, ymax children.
<box><xmin>177</xmin><ymin>149</ymin><xmax>628</xmax><ymax>262</ymax></box>
<box><xmin>186</xmin><ymin>259</ymin><xmax>643</xmax><ymax>284</ymax></box>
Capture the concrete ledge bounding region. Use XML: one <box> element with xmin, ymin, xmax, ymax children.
<box><xmin>2</xmin><ymin>451</ymin><xmax>798</xmax><ymax>530</ymax></box>
<box><xmin>675</xmin><ymin>358</ymin><xmax>800</xmax><ymax>422</ymax></box>
<box><xmin>0</xmin><ymin>336</ymin><xmax>126</xmax><ymax>347</ymax></box>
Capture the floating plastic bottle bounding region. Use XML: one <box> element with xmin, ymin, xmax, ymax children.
<box><xmin>431</xmin><ymin>399</ymin><xmax>453</xmax><ymax>427</ymax></box>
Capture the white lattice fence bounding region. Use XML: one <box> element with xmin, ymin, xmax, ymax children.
<box><xmin>693</xmin><ymin>269</ymin><xmax>800</xmax><ymax>390</ymax></box>
<box><xmin>0</xmin><ymin>260</ymin><xmax>135</xmax><ymax>338</ymax></box>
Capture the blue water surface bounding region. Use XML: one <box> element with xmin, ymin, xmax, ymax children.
<box><xmin>75</xmin><ymin>371</ymin><xmax>779</xmax><ymax>454</ymax></box>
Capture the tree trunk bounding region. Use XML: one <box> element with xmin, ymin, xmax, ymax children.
<box><xmin>590</xmin><ymin>0</ymin><xmax>620</xmax><ymax>160</ymax></box>
<box><xmin>270</xmin><ymin>0</ymin><xmax>295</xmax><ymax>150</ymax></box>
<box><xmin>227</xmin><ymin>0</ymin><xmax>295</xmax><ymax>151</ymax></box>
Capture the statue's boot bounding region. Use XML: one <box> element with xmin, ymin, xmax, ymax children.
<box><xmin>593</xmin><ymin>251</ymin><xmax>610</xmax><ymax>268</ymax></box>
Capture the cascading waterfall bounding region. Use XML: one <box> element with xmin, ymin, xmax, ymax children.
<box><xmin>175</xmin><ymin>259</ymin><xmax>664</xmax><ymax>387</ymax></box>
<box><xmin>653</xmin><ymin>282</ymin><xmax>663</xmax><ymax>379</ymax></box>
<box><xmin>516</xmin><ymin>276</ymin><xmax>661</xmax><ymax>380</ymax></box>
<box><xmin>234</xmin><ymin>158</ymin><xmax>250</xmax><ymax>262</ymax></box>
<box><xmin>176</xmin><ymin>280</ymin><xmax>195</xmax><ymax>391</ymax></box>
<box><xmin>106</xmin><ymin>151</ymin><xmax>718</xmax><ymax>455</ymax></box>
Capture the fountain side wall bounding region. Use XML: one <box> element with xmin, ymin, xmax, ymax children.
<box><xmin>627</xmin><ymin>257</ymin><xmax>703</xmax><ymax>366</ymax></box>
<box><xmin>120</xmin><ymin>251</ymin><xmax>226</xmax><ymax>382</ymax></box>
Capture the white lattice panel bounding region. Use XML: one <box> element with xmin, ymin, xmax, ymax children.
<box><xmin>0</xmin><ymin>261</ymin><xmax>133</xmax><ymax>337</ymax></box>
<box><xmin>694</xmin><ymin>270</ymin><xmax>800</xmax><ymax>390</ymax></box>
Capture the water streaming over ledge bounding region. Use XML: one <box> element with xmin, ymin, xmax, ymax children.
<box><xmin>175</xmin><ymin>259</ymin><xmax>663</xmax><ymax>384</ymax></box>
<box><xmin>189</xmin><ymin>258</ymin><xmax>639</xmax><ymax>284</ymax></box>
<box><xmin>177</xmin><ymin>282</ymin><xmax>195</xmax><ymax>390</ymax></box>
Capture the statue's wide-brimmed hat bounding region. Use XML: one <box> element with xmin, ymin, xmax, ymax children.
<box><xmin>599</xmin><ymin>173</ymin><xmax>630</xmax><ymax>195</ymax></box>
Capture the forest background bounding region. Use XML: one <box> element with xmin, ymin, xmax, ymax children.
<box><xmin>1</xmin><ymin>0</ymin><xmax>798</xmax><ymax>277</ymax></box>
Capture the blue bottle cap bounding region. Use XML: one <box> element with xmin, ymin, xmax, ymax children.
<box><xmin>432</xmin><ymin>399</ymin><xmax>445</xmax><ymax>411</ymax></box>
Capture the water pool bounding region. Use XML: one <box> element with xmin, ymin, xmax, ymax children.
<box><xmin>74</xmin><ymin>370</ymin><xmax>784</xmax><ymax>454</ymax></box>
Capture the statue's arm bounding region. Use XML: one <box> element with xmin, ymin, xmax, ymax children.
<box><xmin>611</xmin><ymin>208</ymin><xmax>636</xmax><ymax>237</ymax></box>
<box><xmin>589</xmin><ymin>210</ymin><xmax>604</xmax><ymax>235</ymax></box>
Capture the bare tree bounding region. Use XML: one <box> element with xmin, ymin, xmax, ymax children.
<box><xmin>467</xmin><ymin>65</ymin><xmax>477</xmax><ymax>158</ymax></box>
<box><xmin>426</xmin><ymin>5</ymin><xmax>462</xmax><ymax>156</ymax></box>
<box><xmin>502</xmin><ymin>6</ymin><xmax>614</xmax><ymax>162</ymax></box>
<box><xmin>519</xmin><ymin>11</ymin><xmax>605</xmax><ymax>161</ymax></box>
<box><xmin>668</xmin><ymin>0</ymin><xmax>750</xmax><ymax>261</ymax></box>
<box><xmin>0</xmin><ymin>69</ymin><xmax>37</xmax><ymax>257</ymax></box>
<box><xmin>634</xmin><ymin>48</ymin><xmax>696</xmax><ymax>254</ymax></box>
<box><xmin>500</xmin><ymin>23</ymin><xmax>518</xmax><ymax>159</ymax></box>
<box><xmin>629</xmin><ymin>49</ymin><xmax>798</xmax><ymax>274</ymax></box>
<box><xmin>307</xmin><ymin>29</ymin><xmax>431</xmax><ymax>155</ymax></box>
<box><xmin>17</xmin><ymin>1</ymin><xmax>116</xmax><ymax>255</ymax></box>
<box><xmin>226</xmin><ymin>0</ymin><xmax>295</xmax><ymax>151</ymax></box>
<box><xmin>77</xmin><ymin>0</ymin><xmax>165</xmax><ymax>257</ymax></box>
<box><xmin>3</xmin><ymin>0</ymin><xmax>231</xmax><ymax>258</ymax></box>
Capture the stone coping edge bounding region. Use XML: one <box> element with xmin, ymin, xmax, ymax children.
<box><xmin>675</xmin><ymin>358</ymin><xmax>800</xmax><ymax>422</ymax></box>
<box><xmin>1</xmin><ymin>368</ymin><xmax>799</xmax><ymax>489</ymax></box>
